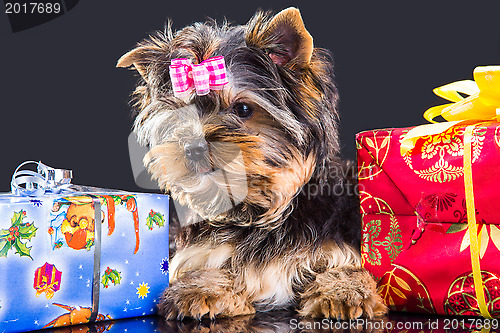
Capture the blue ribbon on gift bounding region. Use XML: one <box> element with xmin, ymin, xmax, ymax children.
<box><xmin>11</xmin><ymin>161</ymin><xmax>74</xmax><ymax>197</ymax></box>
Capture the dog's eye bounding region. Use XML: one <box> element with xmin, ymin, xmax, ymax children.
<box><xmin>233</xmin><ymin>103</ymin><xmax>253</xmax><ymax>118</ymax></box>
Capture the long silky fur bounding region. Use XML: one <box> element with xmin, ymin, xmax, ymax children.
<box><xmin>120</xmin><ymin>8</ymin><xmax>385</xmax><ymax>319</ymax></box>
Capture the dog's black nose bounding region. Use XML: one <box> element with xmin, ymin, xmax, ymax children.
<box><xmin>184</xmin><ymin>140</ymin><xmax>208</xmax><ymax>161</ymax></box>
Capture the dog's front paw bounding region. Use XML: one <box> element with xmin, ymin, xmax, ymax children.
<box><xmin>158</xmin><ymin>269</ymin><xmax>255</xmax><ymax>320</ymax></box>
<box><xmin>298</xmin><ymin>267</ymin><xmax>387</xmax><ymax>319</ymax></box>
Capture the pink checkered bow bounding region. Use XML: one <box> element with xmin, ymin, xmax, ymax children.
<box><xmin>169</xmin><ymin>56</ymin><xmax>229</xmax><ymax>97</ymax></box>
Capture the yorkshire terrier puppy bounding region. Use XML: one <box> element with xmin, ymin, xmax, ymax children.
<box><xmin>118</xmin><ymin>7</ymin><xmax>387</xmax><ymax>320</ymax></box>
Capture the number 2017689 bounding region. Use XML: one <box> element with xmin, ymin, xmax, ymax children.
<box><xmin>443</xmin><ymin>318</ymin><xmax>499</xmax><ymax>330</ymax></box>
<box><xmin>5</xmin><ymin>2</ymin><xmax>61</xmax><ymax>14</ymax></box>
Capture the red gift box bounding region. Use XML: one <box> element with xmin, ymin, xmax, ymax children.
<box><xmin>357</xmin><ymin>66</ymin><xmax>500</xmax><ymax>318</ymax></box>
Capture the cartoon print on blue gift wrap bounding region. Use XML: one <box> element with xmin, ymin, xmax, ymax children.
<box><xmin>160</xmin><ymin>257</ymin><xmax>169</xmax><ymax>276</ymax></box>
<box><xmin>0</xmin><ymin>193</ymin><xmax>168</xmax><ymax>330</ymax></box>
<box><xmin>49</xmin><ymin>195</ymin><xmax>145</xmax><ymax>253</ymax></box>
<box><xmin>0</xmin><ymin>210</ymin><xmax>37</xmax><ymax>259</ymax></box>
<box><xmin>136</xmin><ymin>282</ymin><xmax>150</xmax><ymax>299</ymax></box>
<box><xmin>34</xmin><ymin>262</ymin><xmax>62</xmax><ymax>299</ymax></box>
<box><xmin>146</xmin><ymin>209</ymin><xmax>165</xmax><ymax>230</ymax></box>
<box><xmin>49</xmin><ymin>197</ymin><xmax>104</xmax><ymax>251</ymax></box>
<box><xmin>43</xmin><ymin>303</ymin><xmax>112</xmax><ymax>329</ymax></box>
<box><xmin>101</xmin><ymin>267</ymin><xmax>122</xmax><ymax>288</ymax></box>
<box><xmin>105</xmin><ymin>194</ymin><xmax>141</xmax><ymax>253</ymax></box>
<box><xmin>30</xmin><ymin>199</ymin><xmax>43</xmax><ymax>207</ymax></box>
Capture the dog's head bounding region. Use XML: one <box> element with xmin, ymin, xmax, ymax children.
<box><xmin>118</xmin><ymin>8</ymin><xmax>339</xmax><ymax>228</ymax></box>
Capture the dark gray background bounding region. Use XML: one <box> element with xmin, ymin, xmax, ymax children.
<box><xmin>1</xmin><ymin>0</ymin><xmax>499</xmax><ymax>192</ymax></box>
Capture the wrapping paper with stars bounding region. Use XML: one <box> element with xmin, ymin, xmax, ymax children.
<box><xmin>0</xmin><ymin>191</ymin><xmax>169</xmax><ymax>332</ymax></box>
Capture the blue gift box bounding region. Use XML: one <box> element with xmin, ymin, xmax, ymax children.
<box><xmin>0</xmin><ymin>162</ymin><xmax>169</xmax><ymax>333</ymax></box>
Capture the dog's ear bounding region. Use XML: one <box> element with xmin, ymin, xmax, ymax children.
<box><xmin>267</xmin><ymin>7</ymin><xmax>313</xmax><ymax>66</ymax></box>
<box><xmin>116</xmin><ymin>46</ymin><xmax>150</xmax><ymax>80</ymax></box>
<box><xmin>247</xmin><ymin>7</ymin><xmax>313</xmax><ymax>67</ymax></box>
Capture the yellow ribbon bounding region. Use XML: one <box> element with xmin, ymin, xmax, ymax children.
<box><xmin>401</xmin><ymin>65</ymin><xmax>500</xmax><ymax>155</ymax></box>
<box><xmin>399</xmin><ymin>65</ymin><xmax>500</xmax><ymax>319</ymax></box>
<box><xmin>464</xmin><ymin>125</ymin><xmax>492</xmax><ymax>319</ymax></box>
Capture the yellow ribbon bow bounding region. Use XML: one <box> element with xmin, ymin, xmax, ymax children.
<box><xmin>400</xmin><ymin>65</ymin><xmax>500</xmax><ymax>319</ymax></box>
<box><xmin>401</xmin><ymin>65</ymin><xmax>500</xmax><ymax>155</ymax></box>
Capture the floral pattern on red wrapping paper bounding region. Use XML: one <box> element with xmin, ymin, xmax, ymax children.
<box><xmin>400</xmin><ymin>125</ymin><xmax>487</xmax><ymax>183</ymax></box>
<box><xmin>446</xmin><ymin>199</ymin><xmax>500</xmax><ymax>259</ymax></box>
<box><xmin>444</xmin><ymin>271</ymin><xmax>500</xmax><ymax>317</ymax></box>
<box><xmin>378</xmin><ymin>264</ymin><xmax>436</xmax><ymax>313</ymax></box>
<box><xmin>360</xmin><ymin>191</ymin><xmax>403</xmax><ymax>266</ymax></box>
<box><xmin>495</xmin><ymin>125</ymin><xmax>500</xmax><ymax>149</ymax></box>
<box><xmin>422</xmin><ymin>192</ymin><xmax>457</xmax><ymax>213</ymax></box>
<box><xmin>357</xmin><ymin>130</ymin><xmax>392</xmax><ymax>181</ymax></box>
<box><xmin>415</xmin><ymin>192</ymin><xmax>458</xmax><ymax>226</ymax></box>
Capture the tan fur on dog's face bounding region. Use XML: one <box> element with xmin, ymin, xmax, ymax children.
<box><xmin>118</xmin><ymin>7</ymin><xmax>387</xmax><ymax>321</ymax></box>
<box><xmin>119</xmin><ymin>8</ymin><xmax>340</xmax><ymax>228</ymax></box>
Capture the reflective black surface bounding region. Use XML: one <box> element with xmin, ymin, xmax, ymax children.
<box><xmin>32</xmin><ymin>311</ymin><xmax>500</xmax><ymax>333</ymax></box>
